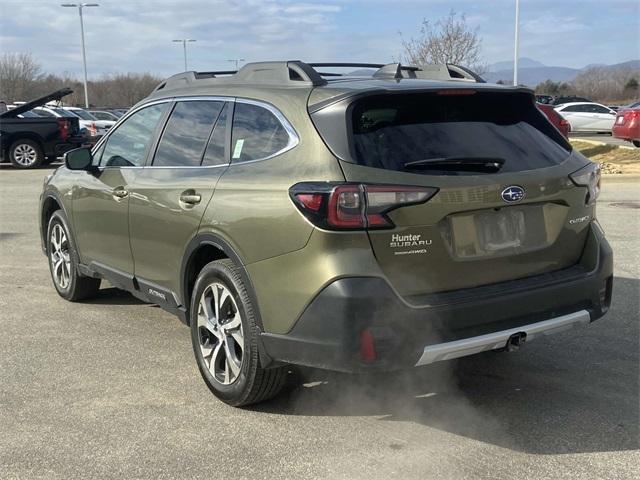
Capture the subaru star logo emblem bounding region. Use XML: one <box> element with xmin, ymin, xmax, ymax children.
<box><xmin>501</xmin><ymin>185</ymin><xmax>525</xmax><ymax>203</ymax></box>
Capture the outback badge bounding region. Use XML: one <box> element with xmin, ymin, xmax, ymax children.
<box><xmin>501</xmin><ymin>185</ymin><xmax>525</xmax><ymax>203</ymax></box>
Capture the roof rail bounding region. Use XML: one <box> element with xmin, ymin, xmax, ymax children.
<box><xmin>151</xmin><ymin>60</ymin><xmax>484</xmax><ymax>93</ymax></box>
<box><xmin>153</xmin><ymin>61</ymin><xmax>327</xmax><ymax>92</ymax></box>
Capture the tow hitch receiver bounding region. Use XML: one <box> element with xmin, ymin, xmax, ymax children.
<box><xmin>506</xmin><ymin>332</ymin><xmax>527</xmax><ymax>352</ymax></box>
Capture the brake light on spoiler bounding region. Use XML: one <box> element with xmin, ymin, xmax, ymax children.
<box><xmin>290</xmin><ymin>182</ymin><xmax>438</xmax><ymax>230</ymax></box>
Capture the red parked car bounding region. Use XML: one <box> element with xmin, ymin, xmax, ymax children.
<box><xmin>537</xmin><ymin>102</ymin><xmax>570</xmax><ymax>138</ymax></box>
<box><xmin>612</xmin><ymin>101</ymin><xmax>640</xmax><ymax>147</ymax></box>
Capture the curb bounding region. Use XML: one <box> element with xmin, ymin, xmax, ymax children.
<box><xmin>570</xmin><ymin>138</ymin><xmax>635</xmax><ymax>151</ymax></box>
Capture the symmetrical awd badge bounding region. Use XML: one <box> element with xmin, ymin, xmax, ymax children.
<box><xmin>501</xmin><ymin>185</ymin><xmax>525</xmax><ymax>203</ymax></box>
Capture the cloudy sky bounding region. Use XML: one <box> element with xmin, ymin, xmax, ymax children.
<box><xmin>0</xmin><ymin>0</ymin><xmax>638</xmax><ymax>78</ymax></box>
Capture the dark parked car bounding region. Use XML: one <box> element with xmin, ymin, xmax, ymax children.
<box><xmin>552</xmin><ymin>96</ymin><xmax>592</xmax><ymax>106</ymax></box>
<box><xmin>0</xmin><ymin>89</ymin><xmax>83</xmax><ymax>168</ymax></box>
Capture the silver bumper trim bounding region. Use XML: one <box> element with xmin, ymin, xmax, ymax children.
<box><xmin>415</xmin><ymin>310</ymin><xmax>591</xmax><ymax>367</ymax></box>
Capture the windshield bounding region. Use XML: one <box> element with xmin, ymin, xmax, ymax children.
<box><xmin>351</xmin><ymin>92</ymin><xmax>571</xmax><ymax>174</ymax></box>
<box><xmin>48</xmin><ymin>107</ymin><xmax>75</xmax><ymax>117</ymax></box>
<box><xmin>19</xmin><ymin>110</ymin><xmax>41</xmax><ymax>118</ymax></box>
<box><xmin>67</xmin><ymin>109</ymin><xmax>97</xmax><ymax>120</ymax></box>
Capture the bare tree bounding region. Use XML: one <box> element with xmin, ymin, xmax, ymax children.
<box><xmin>401</xmin><ymin>10</ymin><xmax>483</xmax><ymax>70</ymax></box>
<box><xmin>572</xmin><ymin>65</ymin><xmax>640</xmax><ymax>103</ymax></box>
<box><xmin>0</xmin><ymin>52</ymin><xmax>42</xmax><ymax>103</ymax></box>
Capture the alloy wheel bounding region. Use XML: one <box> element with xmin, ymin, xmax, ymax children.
<box><xmin>197</xmin><ymin>282</ymin><xmax>245</xmax><ymax>385</ymax></box>
<box><xmin>50</xmin><ymin>224</ymin><xmax>71</xmax><ymax>289</ymax></box>
<box><xmin>13</xmin><ymin>144</ymin><xmax>38</xmax><ymax>166</ymax></box>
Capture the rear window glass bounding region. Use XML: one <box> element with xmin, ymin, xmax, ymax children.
<box><xmin>351</xmin><ymin>92</ymin><xmax>571</xmax><ymax>174</ymax></box>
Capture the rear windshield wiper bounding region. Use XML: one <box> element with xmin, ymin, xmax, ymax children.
<box><xmin>403</xmin><ymin>157</ymin><xmax>505</xmax><ymax>173</ymax></box>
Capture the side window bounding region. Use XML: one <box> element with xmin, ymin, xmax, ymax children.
<box><xmin>562</xmin><ymin>105</ymin><xmax>583</xmax><ymax>113</ymax></box>
<box><xmin>231</xmin><ymin>102</ymin><xmax>292</xmax><ymax>163</ymax></box>
<box><xmin>100</xmin><ymin>103</ymin><xmax>167</xmax><ymax>167</ymax></box>
<box><xmin>202</xmin><ymin>102</ymin><xmax>229</xmax><ymax>167</ymax></box>
<box><xmin>153</xmin><ymin>100</ymin><xmax>223</xmax><ymax>167</ymax></box>
<box><xmin>591</xmin><ymin>105</ymin><xmax>610</xmax><ymax>114</ymax></box>
<box><xmin>36</xmin><ymin>109</ymin><xmax>55</xmax><ymax>117</ymax></box>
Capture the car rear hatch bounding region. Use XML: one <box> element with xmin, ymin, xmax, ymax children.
<box><xmin>308</xmin><ymin>87</ymin><xmax>596</xmax><ymax>297</ymax></box>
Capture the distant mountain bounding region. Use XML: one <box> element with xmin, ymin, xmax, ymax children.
<box><xmin>486</xmin><ymin>57</ymin><xmax>544</xmax><ymax>72</ymax></box>
<box><xmin>483</xmin><ymin>59</ymin><xmax>640</xmax><ymax>86</ymax></box>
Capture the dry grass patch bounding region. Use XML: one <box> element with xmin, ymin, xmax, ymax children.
<box><xmin>570</xmin><ymin>140</ymin><xmax>640</xmax><ymax>175</ymax></box>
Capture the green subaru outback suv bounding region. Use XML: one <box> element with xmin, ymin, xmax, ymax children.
<box><xmin>39</xmin><ymin>61</ymin><xmax>613</xmax><ymax>406</ymax></box>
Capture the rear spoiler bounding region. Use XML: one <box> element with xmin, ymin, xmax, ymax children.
<box><xmin>0</xmin><ymin>88</ymin><xmax>73</xmax><ymax>118</ymax></box>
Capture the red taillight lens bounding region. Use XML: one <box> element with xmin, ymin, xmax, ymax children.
<box><xmin>359</xmin><ymin>329</ymin><xmax>377</xmax><ymax>363</ymax></box>
<box><xmin>291</xmin><ymin>182</ymin><xmax>438</xmax><ymax>230</ymax></box>
<box><xmin>57</xmin><ymin>118</ymin><xmax>70</xmax><ymax>141</ymax></box>
<box><xmin>88</xmin><ymin>122</ymin><xmax>98</xmax><ymax>136</ymax></box>
<box><xmin>625</xmin><ymin>110</ymin><xmax>640</xmax><ymax>120</ymax></box>
<box><xmin>295</xmin><ymin>193</ymin><xmax>323</xmax><ymax>212</ymax></box>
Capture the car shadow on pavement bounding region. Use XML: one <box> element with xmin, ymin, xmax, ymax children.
<box><xmin>252</xmin><ymin>276</ymin><xmax>639</xmax><ymax>456</ymax></box>
<box><xmin>84</xmin><ymin>287</ymin><xmax>147</xmax><ymax>306</ymax></box>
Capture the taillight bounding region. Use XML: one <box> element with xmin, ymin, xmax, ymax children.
<box><xmin>57</xmin><ymin>118</ymin><xmax>70</xmax><ymax>141</ymax></box>
<box><xmin>88</xmin><ymin>122</ymin><xmax>98</xmax><ymax>136</ymax></box>
<box><xmin>290</xmin><ymin>182</ymin><xmax>438</xmax><ymax>230</ymax></box>
<box><xmin>570</xmin><ymin>163</ymin><xmax>601</xmax><ymax>205</ymax></box>
<box><xmin>624</xmin><ymin>110</ymin><xmax>640</xmax><ymax>120</ymax></box>
<box><xmin>437</xmin><ymin>89</ymin><xmax>476</xmax><ymax>96</ymax></box>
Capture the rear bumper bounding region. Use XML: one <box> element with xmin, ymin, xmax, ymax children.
<box><xmin>260</xmin><ymin>223</ymin><xmax>613</xmax><ymax>372</ymax></box>
<box><xmin>612</xmin><ymin>122</ymin><xmax>639</xmax><ymax>142</ymax></box>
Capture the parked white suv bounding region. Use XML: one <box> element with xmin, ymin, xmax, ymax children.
<box><xmin>60</xmin><ymin>106</ymin><xmax>115</xmax><ymax>136</ymax></box>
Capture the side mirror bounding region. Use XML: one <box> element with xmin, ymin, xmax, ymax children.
<box><xmin>65</xmin><ymin>147</ymin><xmax>94</xmax><ymax>171</ymax></box>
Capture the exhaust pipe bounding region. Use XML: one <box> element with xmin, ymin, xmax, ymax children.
<box><xmin>506</xmin><ymin>332</ymin><xmax>527</xmax><ymax>352</ymax></box>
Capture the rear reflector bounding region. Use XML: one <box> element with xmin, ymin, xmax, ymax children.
<box><xmin>359</xmin><ymin>329</ymin><xmax>377</xmax><ymax>363</ymax></box>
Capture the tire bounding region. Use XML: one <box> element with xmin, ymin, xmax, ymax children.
<box><xmin>46</xmin><ymin>210</ymin><xmax>101</xmax><ymax>301</ymax></box>
<box><xmin>633</xmin><ymin>140</ymin><xmax>640</xmax><ymax>148</ymax></box>
<box><xmin>9</xmin><ymin>139</ymin><xmax>44</xmax><ymax>169</ymax></box>
<box><xmin>190</xmin><ymin>259</ymin><xmax>286</xmax><ymax>406</ymax></box>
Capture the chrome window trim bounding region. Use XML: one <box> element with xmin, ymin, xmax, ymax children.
<box><xmin>92</xmin><ymin>95</ymin><xmax>299</xmax><ymax>170</ymax></box>
<box><xmin>231</xmin><ymin>98</ymin><xmax>300</xmax><ymax>164</ymax></box>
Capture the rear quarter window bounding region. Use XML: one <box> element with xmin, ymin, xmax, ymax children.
<box><xmin>231</xmin><ymin>102</ymin><xmax>293</xmax><ymax>162</ymax></box>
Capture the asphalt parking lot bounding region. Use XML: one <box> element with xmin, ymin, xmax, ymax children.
<box><xmin>0</xmin><ymin>167</ymin><xmax>638</xmax><ymax>480</ymax></box>
<box><xmin>569</xmin><ymin>132</ymin><xmax>635</xmax><ymax>148</ymax></box>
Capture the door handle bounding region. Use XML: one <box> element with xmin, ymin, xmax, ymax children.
<box><xmin>112</xmin><ymin>187</ymin><xmax>129</xmax><ymax>199</ymax></box>
<box><xmin>180</xmin><ymin>190</ymin><xmax>201</xmax><ymax>205</ymax></box>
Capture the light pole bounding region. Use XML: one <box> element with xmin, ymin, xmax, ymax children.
<box><xmin>227</xmin><ymin>58</ymin><xmax>245</xmax><ymax>70</ymax></box>
<box><xmin>61</xmin><ymin>3</ymin><xmax>99</xmax><ymax>108</ymax></box>
<box><xmin>173</xmin><ymin>39</ymin><xmax>196</xmax><ymax>71</ymax></box>
<box><xmin>513</xmin><ymin>0</ymin><xmax>520</xmax><ymax>86</ymax></box>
